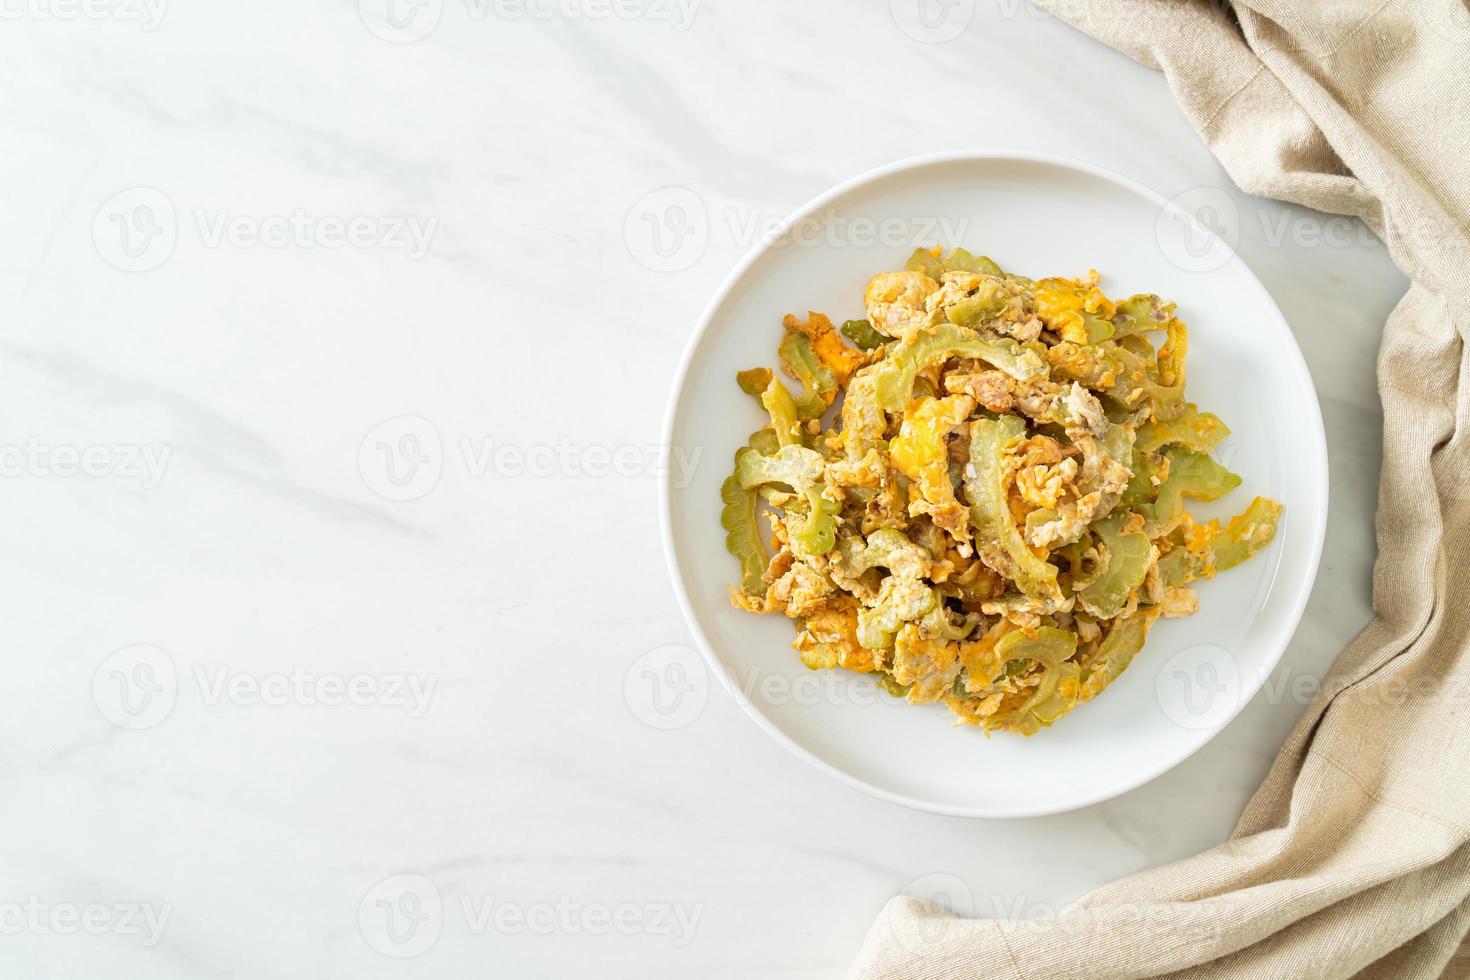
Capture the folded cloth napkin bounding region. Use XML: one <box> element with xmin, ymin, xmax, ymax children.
<box><xmin>850</xmin><ymin>1</ymin><xmax>1470</xmax><ymax>976</ymax></box>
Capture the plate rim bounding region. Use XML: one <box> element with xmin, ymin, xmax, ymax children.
<box><xmin>658</xmin><ymin>149</ymin><xmax>1330</xmax><ymax>818</ymax></box>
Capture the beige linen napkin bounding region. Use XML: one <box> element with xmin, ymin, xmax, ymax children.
<box><xmin>850</xmin><ymin>1</ymin><xmax>1470</xmax><ymax>977</ymax></box>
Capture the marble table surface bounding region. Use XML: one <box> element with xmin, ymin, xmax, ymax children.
<box><xmin>2</xmin><ymin>1</ymin><xmax>1405</xmax><ymax>977</ymax></box>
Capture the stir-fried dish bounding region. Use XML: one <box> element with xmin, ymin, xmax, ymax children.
<box><xmin>721</xmin><ymin>247</ymin><xmax>1282</xmax><ymax>735</ymax></box>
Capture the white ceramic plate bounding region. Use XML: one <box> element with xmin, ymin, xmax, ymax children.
<box><xmin>660</xmin><ymin>151</ymin><xmax>1327</xmax><ymax>817</ymax></box>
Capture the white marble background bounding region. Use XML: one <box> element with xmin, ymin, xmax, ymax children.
<box><xmin>0</xmin><ymin>1</ymin><xmax>1404</xmax><ymax>977</ymax></box>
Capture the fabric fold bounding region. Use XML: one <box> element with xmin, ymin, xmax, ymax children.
<box><xmin>850</xmin><ymin>1</ymin><xmax>1470</xmax><ymax>976</ymax></box>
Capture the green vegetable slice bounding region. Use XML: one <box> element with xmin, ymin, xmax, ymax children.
<box><xmin>945</xmin><ymin>277</ymin><xmax>1018</xmax><ymax>328</ymax></box>
<box><xmin>942</xmin><ymin>247</ymin><xmax>1004</xmax><ymax>277</ymax></box>
<box><xmin>919</xmin><ymin>606</ymin><xmax>982</xmax><ymax>643</ymax></box>
<box><xmin>1081</xmin><ymin>314</ymin><xmax>1115</xmax><ymax>345</ymax></box>
<box><xmin>736</xmin><ymin>367</ymin><xmax>772</xmax><ymax>398</ymax></box>
<box><xmin>840</xmin><ymin>318</ymin><xmax>887</xmax><ymax>351</ymax></box>
<box><xmin>747</xmin><ymin>428</ymin><xmax>779</xmax><ymax>457</ymax></box>
<box><xmin>721</xmin><ymin>437</ymin><xmax>772</xmax><ymax>596</ymax></box>
<box><xmin>1213</xmin><ymin>496</ymin><xmax>1283</xmax><ymax>571</ymax></box>
<box><xmin>779</xmin><ymin>328</ymin><xmax>837</xmax><ymax>420</ymax></box>
<box><xmin>856</xmin><ymin>575</ymin><xmax>938</xmax><ymax>650</ymax></box>
<box><xmin>1121</xmin><ymin>446</ymin><xmax>1167</xmax><ymax>509</ymax></box>
<box><xmin>841</xmin><ymin>527</ymin><xmax>931</xmax><ymax>579</ymax></box>
<box><xmin>789</xmin><ymin>487</ymin><xmax>838</xmax><ymax>558</ymax></box>
<box><xmin>1107</xmin><ymin>345</ymin><xmax>1184</xmax><ymax>421</ymax></box>
<box><xmin>874</xmin><ymin>323</ymin><xmax>1047</xmax><ymax>411</ymax></box>
<box><xmin>735</xmin><ymin>444</ymin><xmax>825</xmax><ymax>492</ymax></box>
<box><xmin>1158</xmin><ymin>317</ymin><xmax>1187</xmax><ymax>388</ymax></box>
<box><xmin>1079</xmin><ymin>608</ymin><xmax>1160</xmax><ymax>700</ymax></box>
<box><xmin>760</xmin><ymin>377</ymin><xmax>803</xmax><ymax>447</ymax></box>
<box><xmin>964</xmin><ymin>415</ymin><xmax>1063</xmax><ymax>603</ymax></box>
<box><xmin>1150</xmin><ymin>447</ymin><xmax>1241</xmax><ymax>527</ymax></box>
<box><xmin>1111</xmin><ymin>293</ymin><xmax>1177</xmax><ymax>336</ymax></box>
<box><xmin>1117</xmin><ymin>334</ymin><xmax>1160</xmax><ymax>378</ymax></box>
<box><xmin>1148</xmin><ymin>318</ymin><xmax>1188</xmax><ymax>419</ymax></box>
<box><xmin>734</xmin><ymin>444</ymin><xmax>839</xmax><ymax>559</ymax></box>
<box><xmin>1136</xmin><ymin>403</ymin><xmax>1229</xmax><ymax>454</ymax></box>
<box><xmin>1076</xmin><ymin>513</ymin><xmax>1152</xmax><ymax>619</ymax></box>
<box><xmin>1158</xmin><ymin>546</ymin><xmax>1207</xmax><ymax>587</ymax></box>
<box><xmin>984</xmin><ymin>627</ymin><xmax>1079</xmax><ymax>735</ymax></box>
<box><xmin>903</xmin><ymin>246</ymin><xmax>945</xmax><ymax>279</ymax></box>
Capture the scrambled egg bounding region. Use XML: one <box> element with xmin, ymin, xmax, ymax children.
<box><xmin>864</xmin><ymin>270</ymin><xmax>938</xmax><ymax>341</ymax></box>
<box><xmin>889</xmin><ymin>394</ymin><xmax>976</xmax><ymax>548</ymax></box>
<box><xmin>1033</xmin><ymin>270</ymin><xmax>1116</xmax><ymax>344</ymax></box>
